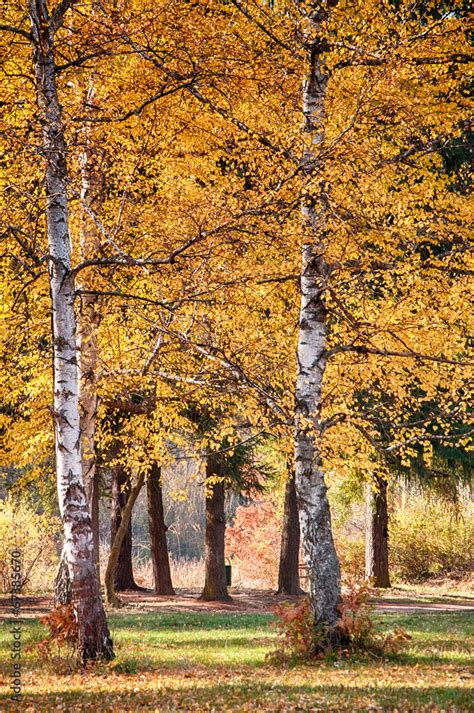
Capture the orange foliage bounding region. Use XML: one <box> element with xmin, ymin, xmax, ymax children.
<box><xmin>37</xmin><ymin>605</ymin><xmax>78</xmax><ymax>659</ymax></box>
<box><xmin>226</xmin><ymin>501</ymin><xmax>281</xmax><ymax>589</ymax></box>
<box><xmin>271</xmin><ymin>581</ymin><xmax>411</xmax><ymax>661</ymax></box>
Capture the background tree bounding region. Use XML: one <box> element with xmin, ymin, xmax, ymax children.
<box><xmin>110</xmin><ymin>458</ymin><xmax>141</xmax><ymax>592</ymax></box>
<box><xmin>147</xmin><ymin>462</ymin><xmax>175</xmax><ymax>596</ymax></box>
<box><xmin>365</xmin><ymin>472</ymin><xmax>391</xmax><ymax>588</ymax></box>
<box><xmin>277</xmin><ymin>469</ymin><xmax>303</xmax><ymax>595</ymax></box>
<box><xmin>201</xmin><ymin>451</ymin><xmax>231</xmax><ymax>602</ymax></box>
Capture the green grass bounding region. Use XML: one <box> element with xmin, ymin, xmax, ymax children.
<box><xmin>1</xmin><ymin>610</ymin><xmax>472</xmax><ymax>710</ymax></box>
<box><xmin>111</xmin><ymin>611</ymin><xmax>273</xmax><ymax>668</ymax></box>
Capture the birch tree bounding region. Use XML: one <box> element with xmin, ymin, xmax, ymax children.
<box><xmin>293</xmin><ymin>0</ymin><xmax>343</xmax><ymax>642</ymax></box>
<box><xmin>27</xmin><ymin>0</ymin><xmax>113</xmax><ymax>660</ymax></box>
<box><xmin>55</xmin><ymin>33</ymin><xmax>104</xmax><ymax>600</ymax></box>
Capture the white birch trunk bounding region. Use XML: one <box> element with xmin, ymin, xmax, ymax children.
<box><xmin>294</xmin><ymin>3</ymin><xmax>342</xmax><ymax>636</ymax></box>
<box><xmin>28</xmin><ymin>0</ymin><xmax>113</xmax><ymax>660</ymax></box>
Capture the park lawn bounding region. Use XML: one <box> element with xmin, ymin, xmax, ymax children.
<box><xmin>0</xmin><ymin>610</ymin><xmax>472</xmax><ymax>711</ymax></box>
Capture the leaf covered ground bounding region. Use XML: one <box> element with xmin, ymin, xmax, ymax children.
<box><xmin>0</xmin><ymin>610</ymin><xmax>472</xmax><ymax>711</ymax></box>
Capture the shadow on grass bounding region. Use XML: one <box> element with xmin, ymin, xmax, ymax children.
<box><xmin>1</xmin><ymin>610</ymin><xmax>472</xmax><ymax>677</ymax></box>
<box><xmin>1</xmin><ymin>682</ymin><xmax>472</xmax><ymax>711</ymax></box>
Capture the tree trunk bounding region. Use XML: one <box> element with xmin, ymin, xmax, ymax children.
<box><xmin>147</xmin><ymin>464</ymin><xmax>175</xmax><ymax>595</ymax></box>
<box><xmin>110</xmin><ymin>463</ymin><xmax>140</xmax><ymax>591</ymax></box>
<box><xmin>54</xmin><ymin>548</ymin><xmax>72</xmax><ymax>606</ymax></box>
<box><xmin>200</xmin><ymin>454</ymin><xmax>231</xmax><ymax>601</ymax></box>
<box><xmin>28</xmin><ymin>0</ymin><xmax>112</xmax><ymax>661</ymax></box>
<box><xmin>105</xmin><ymin>472</ymin><xmax>146</xmax><ymax>607</ymax></box>
<box><xmin>277</xmin><ymin>472</ymin><xmax>303</xmax><ymax>595</ymax></box>
<box><xmin>78</xmin><ymin>286</ymin><xmax>101</xmax><ymax>575</ymax></box>
<box><xmin>294</xmin><ymin>2</ymin><xmax>342</xmax><ymax>644</ymax></box>
<box><xmin>365</xmin><ymin>474</ymin><xmax>391</xmax><ymax>588</ymax></box>
<box><xmin>77</xmin><ymin>58</ymin><xmax>104</xmax><ymax>574</ymax></box>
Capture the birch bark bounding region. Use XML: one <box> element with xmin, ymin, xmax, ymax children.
<box><xmin>28</xmin><ymin>0</ymin><xmax>113</xmax><ymax>661</ymax></box>
<box><xmin>294</xmin><ymin>2</ymin><xmax>342</xmax><ymax>638</ymax></box>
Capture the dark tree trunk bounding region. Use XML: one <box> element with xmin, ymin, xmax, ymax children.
<box><xmin>365</xmin><ymin>474</ymin><xmax>391</xmax><ymax>588</ymax></box>
<box><xmin>200</xmin><ymin>454</ymin><xmax>231</xmax><ymax>601</ymax></box>
<box><xmin>90</xmin><ymin>471</ymin><xmax>100</xmax><ymax>573</ymax></box>
<box><xmin>106</xmin><ymin>472</ymin><xmax>145</xmax><ymax>607</ymax></box>
<box><xmin>54</xmin><ymin>549</ymin><xmax>72</xmax><ymax>606</ymax></box>
<box><xmin>110</xmin><ymin>463</ymin><xmax>140</xmax><ymax>591</ymax></box>
<box><xmin>277</xmin><ymin>473</ymin><xmax>303</xmax><ymax>595</ymax></box>
<box><xmin>147</xmin><ymin>463</ymin><xmax>175</xmax><ymax>595</ymax></box>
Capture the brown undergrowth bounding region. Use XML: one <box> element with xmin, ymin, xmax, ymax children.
<box><xmin>271</xmin><ymin>581</ymin><xmax>411</xmax><ymax>662</ymax></box>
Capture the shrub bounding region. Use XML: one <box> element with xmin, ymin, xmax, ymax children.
<box><xmin>270</xmin><ymin>582</ymin><xmax>410</xmax><ymax>662</ymax></box>
<box><xmin>0</xmin><ymin>496</ymin><xmax>61</xmax><ymax>593</ymax></box>
<box><xmin>338</xmin><ymin>580</ymin><xmax>411</xmax><ymax>656</ymax></box>
<box><xmin>29</xmin><ymin>605</ymin><xmax>80</xmax><ymax>671</ymax></box>
<box><xmin>271</xmin><ymin>597</ymin><xmax>319</xmax><ymax>660</ymax></box>
<box><xmin>390</xmin><ymin>496</ymin><xmax>474</xmax><ymax>581</ymax></box>
<box><xmin>38</xmin><ymin>605</ymin><xmax>78</xmax><ymax>656</ymax></box>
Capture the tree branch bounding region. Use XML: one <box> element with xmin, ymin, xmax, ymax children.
<box><xmin>51</xmin><ymin>0</ymin><xmax>76</xmax><ymax>32</ymax></box>
<box><xmin>228</xmin><ymin>0</ymin><xmax>294</xmax><ymax>51</ymax></box>
<box><xmin>72</xmin><ymin>80</ymin><xmax>196</xmax><ymax>123</ymax></box>
<box><xmin>121</xmin><ymin>33</ymin><xmax>296</xmax><ymax>162</ymax></box>
<box><xmin>330</xmin><ymin>344</ymin><xmax>474</xmax><ymax>367</ymax></box>
<box><xmin>0</xmin><ymin>24</ymin><xmax>32</xmax><ymax>40</ymax></box>
<box><xmin>379</xmin><ymin>118</ymin><xmax>473</xmax><ymax>167</ymax></box>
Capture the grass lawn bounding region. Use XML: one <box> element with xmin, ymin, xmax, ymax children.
<box><xmin>0</xmin><ymin>609</ymin><xmax>472</xmax><ymax>711</ymax></box>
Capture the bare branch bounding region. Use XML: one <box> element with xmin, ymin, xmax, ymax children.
<box><xmin>384</xmin><ymin>429</ymin><xmax>474</xmax><ymax>453</ymax></box>
<box><xmin>330</xmin><ymin>344</ymin><xmax>474</xmax><ymax>367</ymax></box>
<box><xmin>50</xmin><ymin>0</ymin><xmax>76</xmax><ymax>32</ymax></box>
<box><xmin>228</xmin><ymin>0</ymin><xmax>294</xmax><ymax>52</ymax></box>
<box><xmin>72</xmin><ymin>80</ymin><xmax>196</xmax><ymax>123</ymax></box>
<box><xmin>379</xmin><ymin>118</ymin><xmax>473</xmax><ymax>167</ymax></box>
<box><xmin>121</xmin><ymin>33</ymin><xmax>296</xmax><ymax>162</ymax></box>
<box><xmin>334</xmin><ymin>50</ymin><xmax>473</xmax><ymax>69</ymax></box>
<box><xmin>75</xmin><ymin>289</ymin><xmax>174</xmax><ymax>310</ymax></box>
<box><xmin>56</xmin><ymin>49</ymin><xmax>113</xmax><ymax>72</ymax></box>
<box><xmin>0</xmin><ymin>24</ymin><xmax>32</xmax><ymax>40</ymax></box>
<box><xmin>71</xmin><ymin>201</ymin><xmax>285</xmax><ymax>275</ymax></box>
